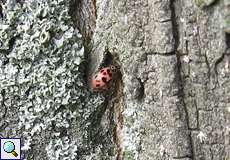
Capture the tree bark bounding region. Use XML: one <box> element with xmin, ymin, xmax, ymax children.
<box><xmin>0</xmin><ymin>0</ymin><xmax>230</xmax><ymax>160</ymax></box>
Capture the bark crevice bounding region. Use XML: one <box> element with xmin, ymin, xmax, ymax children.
<box><xmin>171</xmin><ymin>0</ymin><xmax>194</xmax><ymax>158</ymax></box>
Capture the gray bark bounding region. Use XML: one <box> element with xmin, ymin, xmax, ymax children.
<box><xmin>0</xmin><ymin>0</ymin><xmax>230</xmax><ymax>160</ymax></box>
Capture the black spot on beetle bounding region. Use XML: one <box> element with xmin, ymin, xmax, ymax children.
<box><xmin>102</xmin><ymin>77</ymin><xmax>107</xmax><ymax>83</ymax></box>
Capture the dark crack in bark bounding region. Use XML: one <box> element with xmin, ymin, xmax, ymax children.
<box><xmin>170</xmin><ymin>0</ymin><xmax>179</xmax><ymax>51</ymax></box>
<box><xmin>171</xmin><ymin>0</ymin><xmax>194</xmax><ymax>159</ymax></box>
<box><xmin>0</xmin><ymin>89</ymin><xmax>7</xmax><ymax>119</ymax></box>
<box><xmin>176</xmin><ymin>52</ymin><xmax>194</xmax><ymax>159</ymax></box>
<box><xmin>226</xmin><ymin>33</ymin><xmax>230</xmax><ymax>51</ymax></box>
<box><xmin>136</xmin><ymin>78</ymin><xmax>145</xmax><ymax>101</ymax></box>
<box><xmin>213</xmin><ymin>51</ymin><xmax>225</xmax><ymax>87</ymax></box>
<box><xmin>70</xmin><ymin>0</ymin><xmax>97</xmax><ymax>44</ymax></box>
<box><xmin>0</xmin><ymin>4</ymin><xmax>3</xmax><ymax>20</ymax></box>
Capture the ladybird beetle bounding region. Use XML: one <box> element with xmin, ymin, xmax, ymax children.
<box><xmin>92</xmin><ymin>65</ymin><xmax>117</xmax><ymax>91</ymax></box>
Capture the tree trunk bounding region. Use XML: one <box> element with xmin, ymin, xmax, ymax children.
<box><xmin>0</xmin><ymin>0</ymin><xmax>229</xmax><ymax>160</ymax></box>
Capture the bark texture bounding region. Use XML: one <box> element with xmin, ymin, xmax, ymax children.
<box><xmin>89</xmin><ymin>0</ymin><xmax>230</xmax><ymax>159</ymax></box>
<box><xmin>0</xmin><ymin>0</ymin><xmax>230</xmax><ymax>160</ymax></box>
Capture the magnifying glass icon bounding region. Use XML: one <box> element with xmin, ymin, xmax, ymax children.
<box><xmin>3</xmin><ymin>141</ymin><xmax>18</xmax><ymax>157</ymax></box>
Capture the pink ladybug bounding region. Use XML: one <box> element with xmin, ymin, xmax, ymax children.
<box><xmin>92</xmin><ymin>65</ymin><xmax>117</xmax><ymax>91</ymax></box>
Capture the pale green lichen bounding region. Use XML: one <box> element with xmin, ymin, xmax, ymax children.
<box><xmin>195</xmin><ymin>0</ymin><xmax>206</xmax><ymax>7</ymax></box>
<box><xmin>122</xmin><ymin>102</ymin><xmax>142</xmax><ymax>160</ymax></box>
<box><xmin>226</xmin><ymin>19</ymin><xmax>230</xmax><ymax>24</ymax></box>
<box><xmin>195</xmin><ymin>0</ymin><xmax>216</xmax><ymax>8</ymax></box>
<box><xmin>45</xmin><ymin>136</ymin><xmax>78</xmax><ymax>160</ymax></box>
<box><xmin>123</xmin><ymin>150</ymin><xmax>135</xmax><ymax>160</ymax></box>
<box><xmin>222</xmin><ymin>2</ymin><xmax>230</xmax><ymax>33</ymax></box>
<box><xmin>0</xmin><ymin>0</ymin><xmax>105</xmax><ymax>159</ymax></box>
